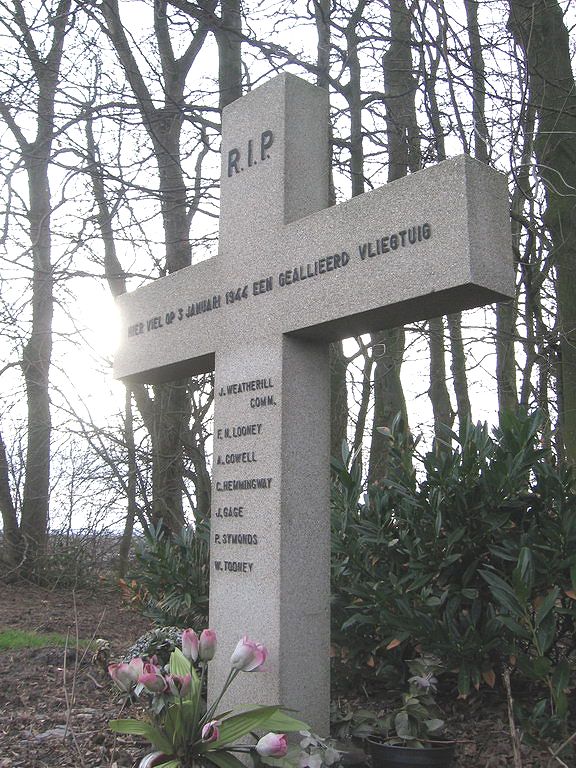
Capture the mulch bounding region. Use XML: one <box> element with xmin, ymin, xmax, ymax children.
<box><xmin>0</xmin><ymin>581</ymin><xmax>564</xmax><ymax>767</ymax></box>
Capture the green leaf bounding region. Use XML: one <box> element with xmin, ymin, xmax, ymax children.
<box><xmin>535</xmin><ymin>588</ymin><xmax>559</xmax><ymax>628</ymax></box>
<box><xmin>394</xmin><ymin>711</ymin><xmax>411</xmax><ymax>739</ymax></box>
<box><xmin>532</xmin><ymin>699</ymin><xmax>548</xmax><ymax>719</ymax></box>
<box><xmin>516</xmin><ymin>546</ymin><xmax>534</xmax><ymax>591</ymax></box>
<box><xmin>261</xmin><ymin>710</ymin><xmax>309</xmax><ymax>733</ymax></box>
<box><xmin>552</xmin><ymin>660</ymin><xmax>571</xmax><ymax>697</ymax></box>
<box><xmin>553</xmin><ymin>690</ymin><xmax>568</xmax><ymax>718</ymax></box>
<box><xmin>496</xmin><ymin>615</ymin><xmax>531</xmax><ymax>639</ymax></box>
<box><xmin>205</xmin><ymin>752</ymin><xmax>248</xmax><ymax>768</ymax></box>
<box><xmin>207</xmin><ymin>705</ymin><xmax>282</xmax><ymax>749</ymax></box>
<box><xmin>571</xmin><ymin>563</ymin><xmax>576</xmax><ymax>591</ymax></box>
<box><xmin>531</xmin><ymin>656</ymin><xmax>552</xmax><ymax>678</ymax></box>
<box><xmin>424</xmin><ymin>718</ymin><xmax>444</xmax><ymax>733</ymax></box>
<box><xmin>458</xmin><ymin>665</ymin><xmax>471</xmax><ymax>697</ymax></box>
<box><xmin>156</xmin><ymin>762</ymin><xmax>180</xmax><ymax>768</ymax></box>
<box><xmin>170</xmin><ymin>647</ymin><xmax>192</xmax><ymax>676</ymax></box>
<box><xmin>109</xmin><ymin>719</ymin><xmax>174</xmax><ymax>755</ymax></box>
<box><xmin>258</xmin><ymin>745</ymin><xmax>302</xmax><ymax>768</ymax></box>
<box><xmin>536</xmin><ymin>613</ymin><xmax>556</xmax><ymax>653</ymax></box>
<box><xmin>480</xmin><ymin>570</ymin><xmax>526</xmax><ymax>618</ymax></box>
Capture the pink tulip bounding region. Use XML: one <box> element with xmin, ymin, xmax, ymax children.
<box><xmin>199</xmin><ymin>629</ymin><xmax>217</xmax><ymax>661</ymax></box>
<box><xmin>108</xmin><ymin>661</ymin><xmax>140</xmax><ymax>691</ymax></box>
<box><xmin>128</xmin><ymin>657</ymin><xmax>145</xmax><ymax>677</ymax></box>
<box><xmin>230</xmin><ymin>636</ymin><xmax>267</xmax><ymax>671</ymax></box>
<box><xmin>166</xmin><ymin>673</ymin><xmax>192</xmax><ymax>698</ymax></box>
<box><xmin>256</xmin><ymin>733</ymin><xmax>288</xmax><ymax>757</ymax></box>
<box><xmin>181</xmin><ymin>628</ymin><xmax>199</xmax><ymax>662</ymax></box>
<box><xmin>139</xmin><ymin>662</ymin><xmax>166</xmax><ymax>693</ymax></box>
<box><xmin>201</xmin><ymin>720</ymin><xmax>220</xmax><ymax>743</ymax></box>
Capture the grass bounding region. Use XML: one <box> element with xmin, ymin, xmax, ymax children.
<box><xmin>0</xmin><ymin>627</ymin><xmax>89</xmax><ymax>651</ymax></box>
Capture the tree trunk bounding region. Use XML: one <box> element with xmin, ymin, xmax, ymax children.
<box><xmin>0</xmin><ymin>430</ymin><xmax>21</xmax><ymax>571</ymax></box>
<box><xmin>369</xmin><ymin>0</ymin><xmax>416</xmax><ymax>481</ymax></box>
<box><xmin>19</xmin><ymin>155</ymin><xmax>53</xmax><ymax>572</ymax></box>
<box><xmin>369</xmin><ymin>327</ymin><xmax>408</xmax><ymax>481</ymax></box>
<box><xmin>447</xmin><ymin>313</ymin><xmax>471</xmax><ymax>428</ymax></box>
<box><xmin>508</xmin><ymin>0</ymin><xmax>576</xmax><ymax>466</ymax></box>
<box><xmin>217</xmin><ymin>0</ymin><xmax>242</xmax><ymax>111</ymax></box>
<box><xmin>0</xmin><ymin>0</ymin><xmax>72</xmax><ymax>576</ymax></box>
<box><xmin>118</xmin><ymin>388</ymin><xmax>137</xmax><ymax>577</ymax></box>
<box><xmin>429</xmin><ymin>316</ymin><xmax>455</xmax><ymax>439</ymax></box>
<box><xmin>351</xmin><ymin>343</ymin><xmax>373</xmax><ymax>461</ymax></box>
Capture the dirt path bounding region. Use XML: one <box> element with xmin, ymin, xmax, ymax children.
<box><xmin>0</xmin><ymin>581</ymin><xmax>151</xmax><ymax>768</ymax></box>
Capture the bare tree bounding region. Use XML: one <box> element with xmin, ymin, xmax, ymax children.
<box><xmin>508</xmin><ymin>0</ymin><xmax>576</xmax><ymax>466</ymax></box>
<box><xmin>0</xmin><ymin>0</ymin><xmax>72</xmax><ymax>574</ymax></box>
<box><xmin>89</xmin><ymin>0</ymin><xmax>216</xmax><ymax>531</ymax></box>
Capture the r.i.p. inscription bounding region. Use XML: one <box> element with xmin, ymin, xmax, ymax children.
<box><xmin>114</xmin><ymin>74</ymin><xmax>514</xmax><ymax>733</ymax></box>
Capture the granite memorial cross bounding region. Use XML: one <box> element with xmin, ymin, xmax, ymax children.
<box><xmin>114</xmin><ymin>73</ymin><xmax>513</xmax><ymax>733</ymax></box>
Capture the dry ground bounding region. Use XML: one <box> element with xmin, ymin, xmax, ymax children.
<box><xmin>0</xmin><ymin>581</ymin><xmax>566</xmax><ymax>767</ymax></box>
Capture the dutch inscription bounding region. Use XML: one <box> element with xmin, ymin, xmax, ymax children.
<box><xmin>124</xmin><ymin>225</ymin><xmax>433</xmax><ymax>339</ymax></box>
<box><xmin>359</xmin><ymin>223</ymin><xmax>431</xmax><ymax>259</ymax></box>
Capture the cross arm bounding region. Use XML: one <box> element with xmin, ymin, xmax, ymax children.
<box><xmin>114</xmin><ymin>153</ymin><xmax>513</xmax><ymax>384</ymax></box>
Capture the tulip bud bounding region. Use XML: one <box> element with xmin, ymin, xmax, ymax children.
<box><xmin>230</xmin><ymin>636</ymin><xmax>267</xmax><ymax>671</ymax></box>
<box><xmin>139</xmin><ymin>663</ymin><xmax>166</xmax><ymax>693</ymax></box>
<box><xmin>108</xmin><ymin>662</ymin><xmax>140</xmax><ymax>692</ymax></box>
<box><xmin>201</xmin><ymin>720</ymin><xmax>220</xmax><ymax>743</ymax></box>
<box><xmin>199</xmin><ymin>629</ymin><xmax>217</xmax><ymax>661</ymax></box>
<box><xmin>181</xmin><ymin>629</ymin><xmax>199</xmax><ymax>662</ymax></box>
<box><xmin>166</xmin><ymin>672</ymin><xmax>192</xmax><ymax>698</ymax></box>
<box><xmin>256</xmin><ymin>733</ymin><xmax>288</xmax><ymax>757</ymax></box>
<box><xmin>128</xmin><ymin>657</ymin><xmax>145</xmax><ymax>677</ymax></box>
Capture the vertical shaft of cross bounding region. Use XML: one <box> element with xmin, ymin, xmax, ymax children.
<box><xmin>207</xmin><ymin>76</ymin><xmax>332</xmax><ymax>732</ymax></box>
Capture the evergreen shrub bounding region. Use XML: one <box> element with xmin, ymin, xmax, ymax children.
<box><xmin>331</xmin><ymin>411</ymin><xmax>576</xmax><ymax>743</ymax></box>
<box><xmin>127</xmin><ymin>523</ymin><xmax>210</xmax><ymax>629</ymax></box>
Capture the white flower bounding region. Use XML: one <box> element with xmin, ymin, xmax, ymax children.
<box><xmin>409</xmin><ymin>672</ymin><xmax>437</xmax><ymax>692</ymax></box>
<box><xmin>300</xmin><ymin>753</ymin><xmax>323</xmax><ymax>768</ymax></box>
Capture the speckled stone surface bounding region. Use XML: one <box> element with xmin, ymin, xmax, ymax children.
<box><xmin>113</xmin><ymin>73</ymin><xmax>514</xmax><ymax>734</ymax></box>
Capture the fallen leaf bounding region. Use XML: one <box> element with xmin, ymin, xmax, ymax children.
<box><xmin>482</xmin><ymin>669</ymin><xmax>496</xmax><ymax>688</ymax></box>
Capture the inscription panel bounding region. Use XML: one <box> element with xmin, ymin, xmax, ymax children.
<box><xmin>212</xmin><ymin>375</ymin><xmax>279</xmax><ymax>578</ymax></box>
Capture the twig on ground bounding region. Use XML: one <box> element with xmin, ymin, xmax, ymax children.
<box><xmin>547</xmin><ymin>729</ymin><xmax>576</xmax><ymax>767</ymax></box>
<box><xmin>503</xmin><ymin>666</ymin><xmax>523</xmax><ymax>768</ymax></box>
<box><xmin>62</xmin><ymin>592</ymin><xmax>86</xmax><ymax>768</ymax></box>
<box><xmin>86</xmin><ymin>671</ymin><xmax>105</xmax><ymax>689</ymax></box>
<box><xmin>548</xmin><ymin>749</ymin><xmax>569</xmax><ymax>768</ymax></box>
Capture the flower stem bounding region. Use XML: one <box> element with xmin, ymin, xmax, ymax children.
<box><xmin>202</xmin><ymin>668</ymin><xmax>239</xmax><ymax>725</ymax></box>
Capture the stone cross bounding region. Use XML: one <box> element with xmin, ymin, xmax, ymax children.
<box><xmin>114</xmin><ymin>73</ymin><xmax>513</xmax><ymax>734</ymax></box>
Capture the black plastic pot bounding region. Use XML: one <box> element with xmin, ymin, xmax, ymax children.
<box><xmin>367</xmin><ymin>736</ymin><xmax>456</xmax><ymax>768</ymax></box>
<box><xmin>138</xmin><ymin>753</ymin><xmax>171</xmax><ymax>768</ymax></box>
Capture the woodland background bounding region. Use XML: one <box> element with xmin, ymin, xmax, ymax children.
<box><xmin>0</xmin><ymin>0</ymin><xmax>575</xmax><ymax>578</ymax></box>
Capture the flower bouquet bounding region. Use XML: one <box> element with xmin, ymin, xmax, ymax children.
<box><xmin>109</xmin><ymin>629</ymin><xmax>308</xmax><ymax>768</ymax></box>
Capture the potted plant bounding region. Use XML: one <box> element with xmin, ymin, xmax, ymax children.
<box><xmin>108</xmin><ymin>628</ymin><xmax>308</xmax><ymax>768</ymax></box>
<box><xmin>366</xmin><ymin>656</ymin><xmax>456</xmax><ymax>768</ymax></box>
